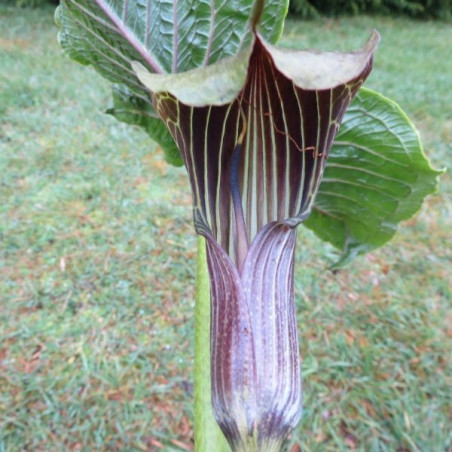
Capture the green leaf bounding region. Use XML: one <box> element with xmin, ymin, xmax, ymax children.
<box><xmin>55</xmin><ymin>0</ymin><xmax>288</xmax><ymax>165</ymax></box>
<box><xmin>106</xmin><ymin>85</ymin><xmax>183</xmax><ymax>166</ymax></box>
<box><xmin>304</xmin><ymin>88</ymin><xmax>442</xmax><ymax>267</ymax></box>
<box><xmin>194</xmin><ymin>236</ymin><xmax>229</xmax><ymax>451</ymax></box>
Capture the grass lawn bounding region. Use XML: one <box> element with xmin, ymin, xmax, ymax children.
<box><xmin>0</xmin><ymin>6</ymin><xmax>451</xmax><ymax>452</ymax></box>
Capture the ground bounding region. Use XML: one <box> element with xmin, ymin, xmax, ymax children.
<box><xmin>0</xmin><ymin>6</ymin><xmax>451</xmax><ymax>452</ymax></box>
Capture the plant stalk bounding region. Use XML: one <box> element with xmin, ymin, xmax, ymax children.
<box><xmin>194</xmin><ymin>236</ymin><xmax>230</xmax><ymax>451</ymax></box>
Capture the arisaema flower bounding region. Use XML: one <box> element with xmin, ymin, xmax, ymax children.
<box><xmin>133</xmin><ymin>26</ymin><xmax>379</xmax><ymax>452</ymax></box>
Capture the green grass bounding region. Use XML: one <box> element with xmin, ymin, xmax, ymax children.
<box><xmin>1</xmin><ymin>7</ymin><xmax>451</xmax><ymax>452</ymax></box>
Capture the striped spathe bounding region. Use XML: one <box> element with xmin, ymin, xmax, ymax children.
<box><xmin>133</xmin><ymin>30</ymin><xmax>378</xmax><ymax>451</ymax></box>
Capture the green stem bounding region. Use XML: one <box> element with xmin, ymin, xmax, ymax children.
<box><xmin>194</xmin><ymin>236</ymin><xmax>230</xmax><ymax>452</ymax></box>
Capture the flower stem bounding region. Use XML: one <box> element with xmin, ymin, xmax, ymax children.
<box><xmin>194</xmin><ymin>236</ymin><xmax>230</xmax><ymax>452</ymax></box>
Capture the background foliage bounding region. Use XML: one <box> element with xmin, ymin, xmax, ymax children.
<box><xmin>5</xmin><ymin>0</ymin><xmax>58</xmax><ymax>8</ymax></box>
<box><xmin>1</xmin><ymin>4</ymin><xmax>451</xmax><ymax>452</ymax></box>
<box><xmin>289</xmin><ymin>0</ymin><xmax>451</xmax><ymax>20</ymax></box>
<box><xmin>13</xmin><ymin>0</ymin><xmax>451</xmax><ymax>20</ymax></box>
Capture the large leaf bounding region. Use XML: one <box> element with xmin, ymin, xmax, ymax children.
<box><xmin>55</xmin><ymin>0</ymin><xmax>288</xmax><ymax>165</ymax></box>
<box><xmin>305</xmin><ymin>88</ymin><xmax>442</xmax><ymax>267</ymax></box>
